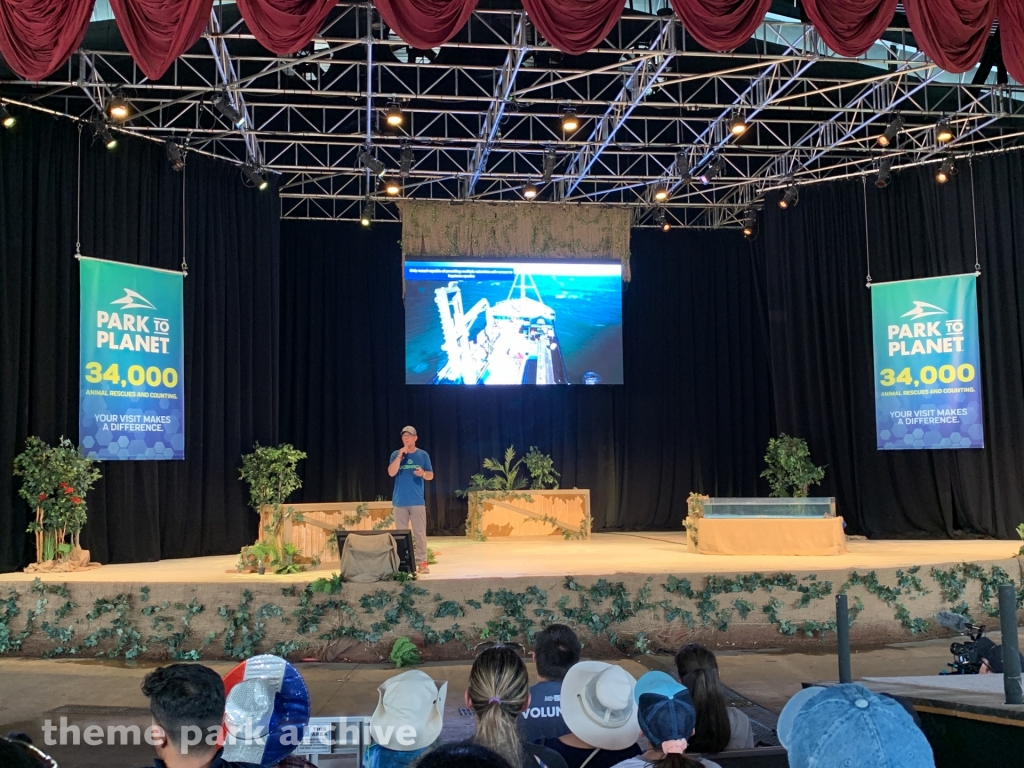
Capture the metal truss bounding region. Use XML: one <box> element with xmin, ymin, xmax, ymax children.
<box><xmin>3</xmin><ymin>3</ymin><xmax>1023</xmax><ymax>228</ymax></box>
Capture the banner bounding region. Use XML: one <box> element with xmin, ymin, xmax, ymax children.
<box><xmin>871</xmin><ymin>274</ymin><xmax>983</xmax><ymax>450</ymax></box>
<box><xmin>79</xmin><ymin>257</ymin><xmax>185</xmax><ymax>460</ymax></box>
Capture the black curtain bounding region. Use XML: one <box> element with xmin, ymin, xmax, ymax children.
<box><xmin>0</xmin><ymin>114</ymin><xmax>280</xmax><ymax>573</ymax></box>
<box><xmin>279</xmin><ymin>221</ymin><xmax>774</xmax><ymax>534</ymax></box>
<box><xmin>756</xmin><ymin>152</ymin><xmax>1024</xmax><ymax>539</ymax></box>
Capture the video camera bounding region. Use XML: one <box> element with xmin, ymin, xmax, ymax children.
<box><xmin>937</xmin><ymin>610</ymin><xmax>987</xmax><ymax>675</ymax></box>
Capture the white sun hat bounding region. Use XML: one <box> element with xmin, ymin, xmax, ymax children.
<box><xmin>559</xmin><ymin>661</ymin><xmax>641</xmax><ymax>751</ymax></box>
<box><xmin>370</xmin><ymin>669</ymin><xmax>447</xmax><ymax>751</ymax></box>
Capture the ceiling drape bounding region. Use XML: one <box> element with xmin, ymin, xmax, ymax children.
<box><xmin>109</xmin><ymin>0</ymin><xmax>213</xmax><ymax>81</ymax></box>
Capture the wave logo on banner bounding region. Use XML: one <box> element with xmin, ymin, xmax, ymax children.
<box><xmin>871</xmin><ymin>274</ymin><xmax>983</xmax><ymax>450</ymax></box>
<box><xmin>79</xmin><ymin>257</ymin><xmax>185</xmax><ymax>460</ymax></box>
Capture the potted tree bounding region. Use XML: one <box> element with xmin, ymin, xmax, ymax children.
<box><xmin>760</xmin><ymin>434</ymin><xmax>826</xmax><ymax>497</ymax></box>
<box><xmin>237</xmin><ymin>442</ymin><xmax>308</xmax><ymax>573</ymax></box>
<box><xmin>13</xmin><ymin>436</ymin><xmax>101</xmax><ymax>569</ymax></box>
<box><xmin>459</xmin><ymin>446</ymin><xmax>590</xmax><ymax>540</ymax></box>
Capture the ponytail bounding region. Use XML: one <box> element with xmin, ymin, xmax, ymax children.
<box><xmin>468</xmin><ymin>648</ymin><xmax>530</xmax><ymax>768</ymax></box>
<box><xmin>654</xmin><ymin>754</ymin><xmax>704</xmax><ymax>768</ymax></box>
<box><xmin>675</xmin><ymin>645</ymin><xmax>731</xmax><ymax>754</ymax></box>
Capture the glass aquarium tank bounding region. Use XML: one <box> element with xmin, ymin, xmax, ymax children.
<box><xmin>701</xmin><ymin>498</ymin><xmax>836</xmax><ymax>518</ymax></box>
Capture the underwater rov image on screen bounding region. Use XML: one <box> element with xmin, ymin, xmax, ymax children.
<box><xmin>405</xmin><ymin>260</ymin><xmax>623</xmax><ymax>385</ymax></box>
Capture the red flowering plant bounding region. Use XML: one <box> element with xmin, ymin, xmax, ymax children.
<box><xmin>13</xmin><ymin>436</ymin><xmax>101</xmax><ymax>563</ymax></box>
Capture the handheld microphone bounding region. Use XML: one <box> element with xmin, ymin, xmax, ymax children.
<box><xmin>936</xmin><ymin>610</ymin><xmax>971</xmax><ymax>634</ymax></box>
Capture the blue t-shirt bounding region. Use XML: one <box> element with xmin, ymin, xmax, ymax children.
<box><xmin>362</xmin><ymin>743</ymin><xmax>428</xmax><ymax>768</ymax></box>
<box><xmin>517</xmin><ymin>680</ymin><xmax>570</xmax><ymax>744</ymax></box>
<box><xmin>390</xmin><ymin>448</ymin><xmax>433</xmax><ymax>507</ymax></box>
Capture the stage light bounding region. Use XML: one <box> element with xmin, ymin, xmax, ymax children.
<box><xmin>213</xmin><ymin>92</ymin><xmax>245</xmax><ymax>128</ymax></box>
<box><xmin>97</xmin><ymin>123</ymin><xmax>117</xmax><ymax>150</ymax></box>
<box><xmin>399</xmin><ymin>145</ymin><xmax>414</xmax><ymax>177</ymax></box>
<box><xmin>542</xmin><ymin>149</ymin><xmax>557</xmax><ymax>182</ymax></box>
<box><xmin>676</xmin><ymin>152</ymin><xmax>691</xmax><ymax>184</ymax></box>
<box><xmin>877</xmin><ymin>115</ymin><xmax>903</xmax><ymax>147</ymax></box>
<box><xmin>654</xmin><ymin>208</ymin><xmax>670</xmax><ymax>232</ymax></box>
<box><xmin>358</xmin><ymin>148</ymin><xmax>386</xmax><ymax>175</ymax></box>
<box><xmin>653</xmin><ymin>185</ymin><xmax>669</xmax><ymax>202</ymax></box>
<box><xmin>0</xmin><ymin>104</ymin><xmax>14</xmax><ymax>129</ymax></box>
<box><xmin>385</xmin><ymin>178</ymin><xmax>401</xmax><ymax>196</ymax></box>
<box><xmin>935</xmin><ymin>117</ymin><xmax>955</xmax><ymax>144</ymax></box>
<box><xmin>778</xmin><ymin>185</ymin><xmax>798</xmax><ymax>210</ymax></box>
<box><xmin>243</xmin><ymin>163</ymin><xmax>269</xmax><ymax>190</ymax></box>
<box><xmin>360</xmin><ymin>198</ymin><xmax>375</xmax><ymax>227</ymax></box>
<box><xmin>385</xmin><ymin>101</ymin><xmax>404</xmax><ymax>127</ymax></box>
<box><xmin>560</xmin><ymin>107</ymin><xmax>579</xmax><ymax>133</ymax></box>
<box><xmin>875</xmin><ymin>156</ymin><xmax>893</xmax><ymax>188</ymax></box>
<box><xmin>106</xmin><ymin>95</ymin><xmax>130</xmax><ymax>121</ymax></box>
<box><xmin>729</xmin><ymin>111</ymin><xmax>748</xmax><ymax>136</ymax></box>
<box><xmin>936</xmin><ymin>157</ymin><xmax>955</xmax><ymax>184</ymax></box>
<box><xmin>523</xmin><ymin>181</ymin><xmax>539</xmax><ymax>199</ymax></box>
<box><xmin>699</xmin><ymin>154</ymin><xmax>724</xmax><ymax>185</ymax></box>
<box><xmin>741</xmin><ymin>209</ymin><xmax>757</xmax><ymax>239</ymax></box>
<box><xmin>165</xmin><ymin>140</ymin><xmax>185</xmax><ymax>171</ymax></box>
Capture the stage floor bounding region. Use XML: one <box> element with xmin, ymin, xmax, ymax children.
<box><xmin>2</xmin><ymin>532</ymin><xmax>1019</xmax><ymax>583</ymax></box>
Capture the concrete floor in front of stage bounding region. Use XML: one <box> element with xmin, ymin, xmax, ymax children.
<box><xmin>0</xmin><ymin>635</ymin><xmax>983</xmax><ymax>767</ymax></box>
<box><xmin>2</xmin><ymin>534</ymin><xmax>1020</xmax><ymax>583</ymax></box>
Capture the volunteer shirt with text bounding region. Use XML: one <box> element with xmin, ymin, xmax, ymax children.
<box><xmin>517</xmin><ymin>680</ymin><xmax>570</xmax><ymax>743</ymax></box>
<box><xmin>390</xmin><ymin>448</ymin><xmax>433</xmax><ymax>506</ymax></box>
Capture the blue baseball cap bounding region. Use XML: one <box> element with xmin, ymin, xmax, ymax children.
<box><xmin>779</xmin><ymin>684</ymin><xmax>935</xmax><ymax>768</ymax></box>
<box><xmin>633</xmin><ymin>671</ymin><xmax>697</xmax><ymax>750</ymax></box>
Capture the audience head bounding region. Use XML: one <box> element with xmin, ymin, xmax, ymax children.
<box><xmin>559</xmin><ymin>661</ymin><xmax>639</xmax><ymax>749</ymax></box>
<box><xmin>532</xmin><ymin>624</ymin><xmax>582</xmax><ymax>682</ymax></box>
<box><xmin>0</xmin><ymin>735</ymin><xmax>56</xmax><ymax>768</ymax></box>
<box><xmin>779</xmin><ymin>684</ymin><xmax>935</xmax><ymax>768</ymax></box>
<box><xmin>674</xmin><ymin>643</ymin><xmax>730</xmax><ymax>753</ymax></box>
<box><xmin>141</xmin><ymin>663</ymin><xmax>225</xmax><ymax>759</ymax></box>
<box><xmin>633</xmin><ymin>671</ymin><xmax>703</xmax><ymax>768</ymax></box>
<box><xmin>372</xmin><ymin>669</ymin><xmax>447</xmax><ymax>751</ymax></box>
<box><xmin>974</xmin><ymin>637</ymin><xmax>1024</xmax><ymax>674</ymax></box>
<box><xmin>414</xmin><ymin>742</ymin><xmax>516</xmax><ymax>768</ymax></box>
<box><xmin>466</xmin><ymin>645</ymin><xmax>531</xmax><ymax>768</ymax></box>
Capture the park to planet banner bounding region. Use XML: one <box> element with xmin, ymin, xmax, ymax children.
<box><xmin>871</xmin><ymin>274</ymin><xmax>983</xmax><ymax>450</ymax></box>
<box><xmin>79</xmin><ymin>257</ymin><xmax>185</xmax><ymax>460</ymax></box>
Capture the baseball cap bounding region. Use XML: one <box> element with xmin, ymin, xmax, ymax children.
<box><xmin>778</xmin><ymin>684</ymin><xmax>935</xmax><ymax>768</ymax></box>
<box><xmin>632</xmin><ymin>672</ymin><xmax>697</xmax><ymax>751</ymax></box>
<box><xmin>401</xmin><ymin>426</ymin><xmax>417</xmax><ymax>436</ymax></box>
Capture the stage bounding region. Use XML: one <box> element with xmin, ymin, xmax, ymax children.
<box><xmin>1</xmin><ymin>534</ymin><xmax>1020</xmax><ymax>661</ymax></box>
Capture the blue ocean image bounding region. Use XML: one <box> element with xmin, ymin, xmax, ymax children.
<box><xmin>405</xmin><ymin>261</ymin><xmax>623</xmax><ymax>385</ymax></box>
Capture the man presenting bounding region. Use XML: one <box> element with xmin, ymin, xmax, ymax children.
<box><xmin>388</xmin><ymin>426</ymin><xmax>434</xmax><ymax>573</ymax></box>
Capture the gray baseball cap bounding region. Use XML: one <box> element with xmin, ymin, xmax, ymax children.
<box><xmin>401</xmin><ymin>426</ymin><xmax>418</xmax><ymax>436</ymax></box>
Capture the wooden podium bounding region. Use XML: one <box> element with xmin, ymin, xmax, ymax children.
<box><xmin>465</xmin><ymin>489</ymin><xmax>592</xmax><ymax>540</ymax></box>
<box><xmin>259</xmin><ymin>502</ymin><xmax>396</xmax><ymax>563</ymax></box>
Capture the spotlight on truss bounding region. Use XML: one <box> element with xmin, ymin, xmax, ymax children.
<box><xmin>165</xmin><ymin>140</ymin><xmax>185</xmax><ymax>171</ymax></box>
<box><xmin>876</xmin><ymin>156</ymin><xmax>893</xmax><ymax>188</ymax></box>
<box><xmin>212</xmin><ymin>92</ymin><xmax>245</xmax><ymax>128</ymax></box>
<box><xmin>358</xmin><ymin>148</ymin><xmax>386</xmax><ymax>175</ymax></box>
<box><xmin>778</xmin><ymin>186</ymin><xmax>799</xmax><ymax>210</ymax></box>
<box><xmin>877</xmin><ymin>115</ymin><xmax>903</xmax><ymax>147</ymax></box>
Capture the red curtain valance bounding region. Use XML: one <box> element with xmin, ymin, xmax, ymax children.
<box><xmin>110</xmin><ymin>0</ymin><xmax>213</xmax><ymax>81</ymax></box>
<box><xmin>669</xmin><ymin>0</ymin><xmax>772</xmax><ymax>53</ymax></box>
<box><xmin>801</xmin><ymin>0</ymin><xmax>897</xmax><ymax>58</ymax></box>
<box><xmin>0</xmin><ymin>0</ymin><xmax>1017</xmax><ymax>85</ymax></box>
<box><xmin>234</xmin><ymin>0</ymin><xmax>338</xmax><ymax>55</ymax></box>
<box><xmin>0</xmin><ymin>0</ymin><xmax>95</xmax><ymax>81</ymax></box>
<box><xmin>375</xmin><ymin>0</ymin><xmax>479</xmax><ymax>50</ymax></box>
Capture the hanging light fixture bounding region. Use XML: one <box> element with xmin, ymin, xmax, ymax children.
<box><xmin>699</xmin><ymin>154</ymin><xmax>724</xmax><ymax>185</ymax></box>
<box><xmin>243</xmin><ymin>163</ymin><xmax>269</xmax><ymax>191</ymax></box>
<box><xmin>523</xmin><ymin>182</ymin><xmax>539</xmax><ymax>199</ymax></box>
<box><xmin>106</xmin><ymin>94</ymin><xmax>130</xmax><ymax>121</ymax></box>
<box><xmin>560</xmin><ymin>107</ymin><xmax>579</xmax><ymax>133</ymax></box>
<box><xmin>729</xmin><ymin>111</ymin><xmax>748</xmax><ymax>136</ymax></box>
<box><xmin>741</xmin><ymin>209</ymin><xmax>757</xmax><ymax>238</ymax></box>
<box><xmin>778</xmin><ymin>185</ymin><xmax>799</xmax><ymax>210</ymax></box>
<box><xmin>96</xmin><ymin>123</ymin><xmax>118</xmax><ymax>150</ymax></box>
<box><xmin>542</xmin><ymin>149</ymin><xmax>557</xmax><ymax>182</ymax></box>
<box><xmin>165</xmin><ymin>140</ymin><xmax>185</xmax><ymax>171</ymax></box>
<box><xmin>935</xmin><ymin>157</ymin><xmax>955</xmax><ymax>184</ymax></box>
<box><xmin>385</xmin><ymin>178</ymin><xmax>401</xmax><ymax>196</ymax></box>
<box><xmin>653</xmin><ymin>185</ymin><xmax>669</xmax><ymax>202</ymax></box>
<box><xmin>360</xmin><ymin>198</ymin><xmax>375</xmax><ymax>226</ymax></box>
<box><xmin>654</xmin><ymin>208</ymin><xmax>670</xmax><ymax>232</ymax></box>
<box><xmin>385</xmin><ymin>101</ymin><xmax>404</xmax><ymax>127</ymax></box>
<box><xmin>399</xmin><ymin>145</ymin><xmax>414</xmax><ymax>177</ymax></box>
<box><xmin>875</xmin><ymin>156</ymin><xmax>893</xmax><ymax>188</ymax></box>
<box><xmin>877</xmin><ymin>115</ymin><xmax>903</xmax><ymax>147</ymax></box>
<box><xmin>0</xmin><ymin>103</ymin><xmax>15</xmax><ymax>129</ymax></box>
<box><xmin>935</xmin><ymin>117</ymin><xmax>955</xmax><ymax>144</ymax></box>
<box><xmin>213</xmin><ymin>92</ymin><xmax>245</xmax><ymax>128</ymax></box>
